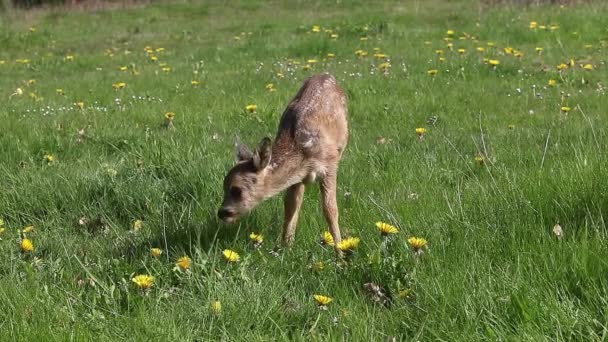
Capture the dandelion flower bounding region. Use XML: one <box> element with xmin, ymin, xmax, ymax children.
<box><xmin>474</xmin><ymin>155</ymin><xmax>485</xmax><ymax>165</ymax></box>
<box><xmin>529</xmin><ymin>21</ymin><xmax>538</xmax><ymax>29</ymax></box>
<box><xmin>112</xmin><ymin>82</ymin><xmax>126</xmax><ymax>90</ymax></box>
<box><xmin>508</xmin><ymin>124</ymin><xmax>515</xmax><ymax>130</ymax></box>
<box><xmin>119</xmin><ymin>66</ymin><xmax>128</xmax><ymax>71</ymax></box>
<box><xmin>583</xmin><ymin>64</ymin><xmax>594</xmax><ymax>71</ymax></box>
<box><xmin>43</xmin><ymin>154</ymin><xmax>54</xmax><ymax>163</ymax></box>
<box><xmin>488</xmin><ymin>59</ymin><xmax>500</xmax><ymax>66</ymax></box>
<box><xmin>191</xmin><ymin>80</ymin><xmax>200</xmax><ymax>86</ymax></box>
<box><xmin>132</xmin><ymin>274</ymin><xmax>154</xmax><ymax>290</ymax></box>
<box><xmin>556</xmin><ymin>63</ymin><xmax>568</xmax><ymax>71</ymax></box>
<box><xmin>162</xmin><ymin>66</ymin><xmax>172</xmax><ymax>73</ymax></box>
<box><xmin>75</xmin><ymin>102</ymin><xmax>85</xmax><ymax>110</ymax></box>
<box><xmin>548</xmin><ymin>79</ymin><xmax>557</xmax><ymax>87</ymax></box>
<box><xmin>56</xmin><ymin>88</ymin><xmax>65</xmax><ymax>95</ymax></box>
<box><xmin>415</xmin><ymin>127</ymin><xmax>427</xmax><ymax>136</ymax></box>
<box><xmin>249</xmin><ymin>232</ymin><xmax>263</xmax><ymax>244</ymax></box>
<box><xmin>223</xmin><ymin>249</ymin><xmax>240</xmax><ymax>263</ymax></box>
<box><xmin>164</xmin><ymin>112</ymin><xmax>176</xmax><ymax>120</ymax></box>
<box><xmin>457</xmin><ymin>48</ymin><xmax>466</xmax><ymax>54</ymax></box>
<box><xmin>376</xmin><ymin>222</ymin><xmax>399</xmax><ymax>235</ymax></box>
<box><xmin>337</xmin><ymin>237</ymin><xmax>360</xmax><ymax>253</ymax></box>
<box><xmin>151</xmin><ymin>248</ymin><xmax>163</xmax><ymax>257</ymax></box>
<box><xmin>427</xmin><ymin>69</ymin><xmax>438</xmax><ymax>76</ymax></box>
<box><xmin>320</xmin><ymin>231</ymin><xmax>334</xmax><ymax>246</ymax></box>
<box><xmin>0</xmin><ymin>227</ymin><xmax>5</xmax><ymax>235</ymax></box>
<box><xmin>476</xmin><ymin>47</ymin><xmax>485</xmax><ymax>52</ymax></box>
<box><xmin>177</xmin><ymin>256</ymin><xmax>192</xmax><ymax>270</ymax></box>
<box><xmin>446</xmin><ymin>29</ymin><xmax>454</xmax><ymax>36</ymax></box>
<box><xmin>211</xmin><ymin>301</ymin><xmax>222</xmax><ymax>313</ymax></box>
<box><xmin>313</xmin><ymin>294</ymin><xmax>333</xmax><ymax>306</ymax></box>
<box><xmin>132</xmin><ymin>219</ymin><xmax>143</xmax><ymax>231</ymax></box>
<box><xmin>265</xmin><ymin>83</ymin><xmax>274</xmax><ymax>91</ymax></box>
<box><xmin>535</xmin><ymin>47</ymin><xmax>544</xmax><ymax>53</ymax></box>
<box><xmin>561</xmin><ymin>106</ymin><xmax>571</xmax><ymax>113</ymax></box>
<box><xmin>327</xmin><ymin>53</ymin><xmax>335</xmax><ymax>58</ymax></box>
<box><xmin>245</xmin><ymin>104</ymin><xmax>257</xmax><ymax>113</ymax></box>
<box><xmin>21</xmin><ymin>238</ymin><xmax>34</xmax><ymax>253</ymax></box>
<box><xmin>22</xmin><ymin>225</ymin><xmax>34</xmax><ymax>233</ymax></box>
<box><xmin>379</xmin><ymin>62</ymin><xmax>390</xmax><ymax>71</ymax></box>
<box><xmin>311</xmin><ymin>25</ymin><xmax>321</xmax><ymax>33</ymax></box>
<box><xmin>407</xmin><ymin>237</ymin><xmax>427</xmax><ymax>253</ymax></box>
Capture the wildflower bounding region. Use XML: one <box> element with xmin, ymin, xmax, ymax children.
<box><xmin>56</xmin><ymin>88</ymin><xmax>65</xmax><ymax>95</ymax></box>
<box><xmin>486</xmin><ymin>41</ymin><xmax>495</xmax><ymax>47</ymax></box>
<box><xmin>0</xmin><ymin>227</ymin><xmax>4</xmax><ymax>235</ymax></box>
<box><xmin>569</xmin><ymin>59</ymin><xmax>575</xmax><ymax>67</ymax></box>
<box><xmin>561</xmin><ymin>106</ymin><xmax>571</xmax><ymax>113</ymax></box>
<box><xmin>177</xmin><ymin>256</ymin><xmax>192</xmax><ymax>270</ymax></box>
<box><xmin>307</xmin><ymin>59</ymin><xmax>317</xmax><ymax>64</ymax></box>
<box><xmin>249</xmin><ymin>232</ymin><xmax>263</xmax><ymax>245</ymax></box>
<box><xmin>513</xmin><ymin>50</ymin><xmax>523</xmax><ymax>58</ymax></box>
<box><xmin>488</xmin><ymin>59</ymin><xmax>500</xmax><ymax>66</ymax></box>
<box><xmin>508</xmin><ymin>124</ymin><xmax>515</xmax><ymax>130</ymax></box>
<box><xmin>29</xmin><ymin>27</ymin><xmax>36</xmax><ymax>32</ymax></box>
<box><xmin>132</xmin><ymin>219</ymin><xmax>143</xmax><ymax>231</ymax></box>
<box><xmin>446</xmin><ymin>29</ymin><xmax>454</xmax><ymax>36</ymax></box>
<box><xmin>211</xmin><ymin>301</ymin><xmax>222</xmax><ymax>313</ymax></box>
<box><xmin>155</xmin><ymin>47</ymin><xmax>165</xmax><ymax>52</ymax></box>
<box><xmin>311</xmin><ymin>25</ymin><xmax>321</xmax><ymax>33</ymax></box>
<box><xmin>245</xmin><ymin>104</ymin><xmax>257</xmax><ymax>113</ymax></box>
<box><xmin>313</xmin><ymin>294</ymin><xmax>333</xmax><ymax>307</ymax></box>
<box><xmin>529</xmin><ymin>21</ymin><xmax>538</xmax><ymax>29</ymax></box>
<box><xmin>14</xmin><ymin>88</ymin><xmax>24</xmax><ymax>96</ymax></box>
<box><xmin>373</xmin><ymin>53</ymin><xmax>388</xmax><ymax>59</ymax></box>
<box><xmin>265</xmin><ymin>83</ymin><xmax>274</xmax><ymax>91</ymax></box>
<box><xmin>223</xmin><ymin>249</ymin><xmax>240</xmax><ymax>263</ymax></box>
<box><xmin>435</xmin><ymin>49</ymin><xmax>444</xmax><ymax>55</ymax></box>
<box><xmin>583</xmin><ymin>64</ymin><xmax>594</xmax><ymax>71</ymax></box>
<box><xmin>112</xmin><ymin>82</ymin><xmax>126</xmax><ymax>90</ymax></box>
<box><xmin>337</xmin><ymin>237</ymin><xmax>360</xmax><ymax>253</ymax></box>
<box><xmin>360</xmin><ymin>37</ymin><xmax>368</xmax><ymax>41</ymax></box>
<box><xmin>415</xmin><ymin>127</ymin><xmax>427</xmax><ymax>136</ymax></box>
<box><xmin>164</xmin><ymin>112</ymin><xmax>176</xmax><ymax>121</ymax></box>
<box><xmin>550</xmin><ymin>24</ymin><xmax>559</xmax><ymax>31</ymax></box>
<box><xmin>376</xmin><ymin>222</ymin><xmax>398</xmax><ymax>235</ymax></box>
<box><xmin>327</xmin><ymin>53</ymin><xmax>335</xmax><ymax>58</ymax></box>
<box><xmin>504</xmin><ymin>47</ymin><xmax>514</xmax><ymax>55</ymax></box>
<box><xmin>535</xmin><ymin>47</ymin><xmax>544</xmax><ymax>53</ymax></box>
<box><xmin>379</xmin><ymin>62</ymin><xmax>390</xmax><ymax>71</ymax></box>
<box><xmin>162</xmin><ymin>66</ymin><xmax>171</xmax><ymax>73</ymax></box>
<box><xmin>22</xmin><ymin>225</ymin><xmax>34</xmax><ymax>233</ymax></box>
<box><xmin>65</xmin><ymin>55</ymin><xmax>75</xmax><ymax>61</ymax></box>
<box><xmin>476</xmin><ymin>47</ymin><xmax>485</xmax><ymax>52</ymax></box>
<box><xmin>191</xmin><ymin>80</ymin><xmax>200</xmax><ymax>86</ymax></box>
<box><xmin>75</xmin><ymin>102</ymin><xmax>85</xmax><ymax>110</ymax></box>
<box><xmin>150</xmin><ymin>55</ymin><xmax>158</xmax><ymax>62</ymax></box>
<box><xmin>330</xmin><ymin>33</ymin><xmax>338</xmax><ymax>39</ymax></box>
<box><xmin>407</xmin><ymin>237</ymin><xmax>427</xmax><ymax>253</ymax></box>
<box><xmin>132</xmin><ymin>274</ymin><xmax>154</xmax><ymax>290</ymax></box>
<box><xmin>548</xmin><ymin>79</ymin><xmax>557</xmax><ymax>87</ymax></box>
<box><xmin>320</xmin><ymin>231</ymin><xmax>334</xmax><ymax>246</ymax></box>
<box><xmin>21</xmin><ymin>238</ymin><xmax>34</xmax><ymax>253</ymax></box>
<box><xmin>457</xmin><ymin>48</ymin><xmax>466</xmax><ymax>54</ymax></box>
<box><xmin>556</xmin><ymin>63</ymin><xmax>568</xmax><ymax>71</ymax></box>
<box><xmin>474</xmin><ymin>155</ymin><xmax>485</xmax><ymax>165</ymax></box>
<box><xmin>427</xmin><ymin>69</ymin><xmax>438</xmax><ymax>76</ymax></box>
<box><xmin>43</xmin><ymin>154</ymin><xmax>54</xmax><ymax>163</ymax></box>
<box><xmin>151</xmin><ymin>248</ymin><xmax>163</xmax><ymax>257</ymax></box>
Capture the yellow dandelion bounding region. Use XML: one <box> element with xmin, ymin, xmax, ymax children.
<box><xmin>65</xmin><ymin>55</ymin><xmax>74</xmax><ymax>61</ymax></box>
<box><xmin>21</xmin><ymin>238</ymin><xmax>34</xmax><ymax>253</ymax></box>
<box><xmin>508</xmin><ymin>124</ymin><xmax>515</xmax><ymax>130</ymax></box>
<box><xmin>320</xmin><ymin>231</ymin><xmax>334</xmax><ymax>246</ymax></box>
<box><xmin>164</xmin><ymin>112</ymin><xmax>176</xmax><ymax>120</ymax></box>
<box><xmin>435</xmin><ymin>49</ymin><xmax>444</xmax><ymax>55</ymax></box>
<box><xmin>583</xmin><ymin>64</ymin><xmax>594</xmax><ymax>71</ymax></box>
<box><xmin>561</xmin><ymin>106</ymin><xmax>571</xmax><ymax>113</ymax></box>
<box><xmin>223</xmin><ymin>249</ymin><xmax>240</xmax><ymax>263</ymax></box>
<box><xmin>379</xmin><ymin>62</ymin><xmax>390</xmax><ymax>71</ymax></box>
<box><xmin>75</xmin><ymin>102</ymin><xmax>85</xmax><ymax>110</ymax></box>
<box><xmin>155</xmin><ymin>47</ymin><xmax>165</xmax><ymax>52</ymax></box>
<box><xmin>177</xmin><ymin>256</ymin><xmax>192</xmax><ymax>270</ymax></box>
<box><xmin>488</xmin><ymin>59</ymin><xmax>500</xmax><ymax>66</ymax></box>
<box><xmin>415</xmin><ymin>127</ymin><xmax>427</xmax><ymax>136</ymax></box>
<box><xmin>337</xmin><ymin>237</ymin><xmax>360</xmax><ymax>253</ymax></box>
<box><xmin>311</xmin><ymin>25</ymin><xmax>321</xmax><ymax>33</ymax></box>
<box><xmin>150</xmin><ymin>55</ymin><xmax>158</xmax><ymax>62</ymax></box>
<box><xmin>504</xmin><ymin>47</ymin><xmax>514</xmax><ymax>55</ymax></box>
<box><xmin>211</xmin><ymin>301</ymin><xmax>222</xmax><ymax>313</ymax></box>
<box><xmin>513</xmin><ymin>50</ymin><xmax>523</xmax><ymax>58</ymax></box>
<box><xmin>476</xmin><ymin>47</ymin><xmax>485</xmax><ymax>52</ymax></box>
<box><xmin>27</xmin><ymin>79</ymin><xmax>36</xmax><ymax>85</ymax></box>
<box><xmin>446</xmin><ymin>29</ymin><xmax>454</xmax><ymax>36</ymax></box>
<box><xmin>474</xmin><ymin>155</ymin><xmax>485</xmax><ymax>164</ymax></box>
<box><xmin>245</xmin><ymin>104</ymin><xmax>257</xmax><ymax>113</ymax></box>
<box><xmin>22</xmin><ymin>225</ymin><xmax>34</xmax><ymax>233</ymax></box>
<box><xmin>330</xmin><ymin>33</ymin><xmax>338</xmax><ymax>39</ymax></box>
<box><xmin>407</xmin><ymin>237</ymin><xmax>427</xmax><ymax>252</ymax></box>
<box><xmin>249</xmin><ymin>232</ymin><xmax>264</xmax><ymax>244</ymax></box>
<box><xmin>313</xmin><ymin>294</ymin><xmax>333</xmax><ymax>306</ymax></box>
<box><xmin>327</xmin><ymin>53</ymin><xmax>335</xmax><ymax>58</ymax></box>
<box><xmin>132</xmin><ymin>219</ymin><xmax>143</xmax><ymax>231</ymax></box>
<box><xmin>360</xmin><ymin>37</ymin><xmax>369</xmax><ymax>41</ymax></box>
<box><xmin>535</xmin><ymin>47</ymin><xmax>544</xmax><ymax>53</ymax></box>
<box><xmin>151</xmin><ymin>248</ymin><xmax>163</xmax><ymax>257</ymax></box>
<box><xmin>191</xmin><ymin>80</ymin><xmax>200</xmax><ymax>86</ymax></box>
<box><xmin>457</xmin><ymin>48</ymin><xmax>466</xmax><ymax>54</ymax></box>
<box><xmin>376</xmin><ymin>222</ymin><xmax>399</xmax><ymax>235</ymax></box>
<box><xmin>373</xmin><ymin>53</ymin><xmax>388</xmax><ymax>59</ymax></box>
<box><xmin>548</xmin><ymin>79</ymin><xmax>557</xmax><ymax>87</ymax></box>
<box><xmin>119</xmin><ymin>66</ymin><xmax>128</xmax><ymax>71</ymax></box>
<box><xmin>265</xmin><ymin>83</ymin><xmax>274</xmax><ymax>91</ymax></box>
<box><xmin>132</xmin><ymin>274</ymin><xmax>154</xmax><ymax>290</ymax></box>
<box><xmin>427</xmin><ymin>69</ymin><xmax>438</xmax><ymax>76</ymax></box>
<box><xmin>0</xmin><ymin>227</ymin><xmax>5</xmax><ymax>235</ymax></box>
<box><xmin>556</xmin><ymin>63</ymin><xmax>568</xmax><ymax>71</ymax></box>
<box><xmin>162</xmin><ymin>66</ymin><xmax>172</xmax><ymax>73</ymax></box>
<box><xmin>529</xmin><ymin>21</ymin><xmax>538</xmax><ymax>29</ymax></box>
<box><xmin>43</xmin><ymin>154</ymin><xmax>54</xmax><ymax>163</ymax></box>
<box><xmin>56</xmin><ymin>88</ymin><xmax>65</xmax><ymax>95</ymax></box>
<box><xmin>112</xmin><ymin>82</ymin><xmax>126</xmax><ymax>90</ymax></box>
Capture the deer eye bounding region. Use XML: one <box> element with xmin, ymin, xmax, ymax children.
<box><xmin>229</xmin><ymin>186</ymin><xmax>242</xmax><ymax>199</ymax></box>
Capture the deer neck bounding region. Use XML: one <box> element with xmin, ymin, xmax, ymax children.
<box><xmin>258</xmin><ymin>136</ymin><xmax>308</xmax><ymax>200</ymax></box>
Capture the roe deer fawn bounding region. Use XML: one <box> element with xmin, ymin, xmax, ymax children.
<box><xmin>218</xmin><ymin>73</ymin><xmax>348</xmax><ymax>250</ymax></box>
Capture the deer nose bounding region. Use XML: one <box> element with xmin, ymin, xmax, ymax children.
<box><xmin>217</xmin><ymin>208</ymin><xmax>233</xmax><ymax>220</ymax></box>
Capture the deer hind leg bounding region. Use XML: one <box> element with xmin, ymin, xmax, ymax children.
<box><xmin>282</xmin><ymin>182</ymin><xmax>306</xmax><ymax>246</ymax></box>
<box><xmin>320</xmin><ymin>170</ymin><xmax>342</xmax><ymax>251</ymax></box>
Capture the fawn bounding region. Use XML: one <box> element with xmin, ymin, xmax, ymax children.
<box><xmin>218</xmin><ymin>73</ymin><xmax>349</xmax><ymax>249</ymax></box>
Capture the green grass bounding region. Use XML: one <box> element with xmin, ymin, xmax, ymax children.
<box><xmin>1</xmin><ymin>0</ymin><xmax>608</xmax><ymax>340</ymax></box>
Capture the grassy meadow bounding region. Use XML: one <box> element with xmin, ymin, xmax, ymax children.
<box><xmin>1</xmin><ymin>0</ymin><xmax>608</xmax><ymax>340</ymax></box>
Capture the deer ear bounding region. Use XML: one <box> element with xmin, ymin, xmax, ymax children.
<box><xmin>235</xmin><ymin>135</ymin><xmax>253</xmax><ymax>161</ymax></box>
<box><xmin>253</xmin><ymin>137</ymin><xmax>272</xmax><ymax>171</ymax></box>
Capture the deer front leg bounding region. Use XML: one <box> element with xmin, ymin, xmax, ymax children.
<box><xmin>282</xmin><ymin>182</ymin><xmax>305</xmax><ymax>246</ymax></box>
<box><xmin>320</xmin><ymin>173</ymin><xmax>342</xmax><ymax>251</ymax></box>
